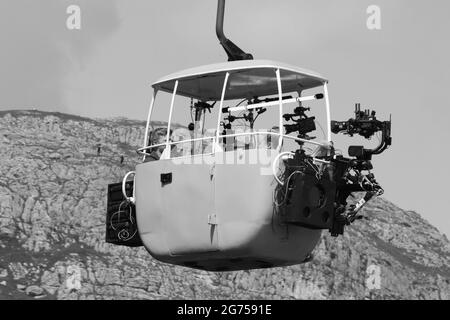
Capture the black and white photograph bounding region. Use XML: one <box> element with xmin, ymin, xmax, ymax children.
<box><xmin>0</xmin><ymin>0</ymin><xmax>449</xmax><ymax>305</ymax></box>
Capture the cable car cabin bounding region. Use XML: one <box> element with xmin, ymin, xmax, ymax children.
<box><xmin>105</xmin><ymin>0</ymin><xmax>393</xmax><ymax>272</ymax></box>
<box><xmin>106</xmin><ymin>60</ymin><xmax>391</xmax><ymax>271</ymax></box>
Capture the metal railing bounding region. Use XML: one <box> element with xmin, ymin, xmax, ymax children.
<box><xmin>137</xmin><ymin>131</ymin><xmax>329</xmax><ymax>158</ymax></box>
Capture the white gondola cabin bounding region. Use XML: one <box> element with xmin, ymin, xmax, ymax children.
<box><xmin>124</xmin><ymin>60</ymin><xmax>335</xmax><ymax>271</ymax></box>
<box><xmin>105</xmin><ymin>0</ymin><xmax>391</xmax><ymax>272</ymax></box>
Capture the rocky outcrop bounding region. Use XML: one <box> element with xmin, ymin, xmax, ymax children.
<box><xmin>0</xmin><ymin>110</ymin><xmax>449</xmax><ymax>300</ymax></box>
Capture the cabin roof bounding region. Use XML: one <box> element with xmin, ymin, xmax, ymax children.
<box><xmin>152</xmin><ymin>60</ymin><xmax>328</xmax><ymax>100</ymax></box>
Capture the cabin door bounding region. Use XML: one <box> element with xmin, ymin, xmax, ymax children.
<box><xmin>160</xmin><ymin>156</ymin><xmax>218</xmax><ymax>255</ymax></box>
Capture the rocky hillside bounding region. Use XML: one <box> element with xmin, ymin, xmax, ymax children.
<box><xmin>0</xmin><ymin>110</ymin><xmax>448</xmax><ymax>300</ymax></box>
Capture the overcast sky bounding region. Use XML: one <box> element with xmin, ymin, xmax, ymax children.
<box><xmin>1</xmin><ymin>0</ymin><xmax>449</xmax><ymax>237</ymax></box>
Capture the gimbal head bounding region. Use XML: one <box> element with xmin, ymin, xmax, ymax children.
<box><xmin>331</xmin><ymin>103</ymin><xmax>392</xmax><ymax>160</ymax></box>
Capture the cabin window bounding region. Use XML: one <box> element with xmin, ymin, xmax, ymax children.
<box><xmin>218</xmin><ymin>70</ymin><xmax>282</xmax><ymax>152</ymax></box>
<box><xmin>143</xmin><ymin>68</ymin><xmax>331</xmax><ymax>161</ymax></box>
<box><xmin>219</xmin><ymin>95</ymin><xmax>281</xmax><ymax>152</ymax></box>
<box><xmin>278</xmin><ymin>88</ymin><xmax>329</xmax><ymax>157</ymax></box>
<box><xmin>146</xmin><ymin>79</ymin><xmax>222</xmax><ymax>159</ymax></box>
<box><xmin>144</xmin><ymin>90</ymin><xmax>173</xmax><ymax>161</ymax></box>
<box><xmin>169</xmin><ymin>93</ymin><xmax>219</xmax><ymax>158</ymax></box>
<box><xmin>278</xmin><ymin>69</ymin><xmax>331</xmax><ymax>157</ymax></box>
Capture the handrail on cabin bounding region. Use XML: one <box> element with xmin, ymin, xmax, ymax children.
<box><xmin>137</xmin><ymin>131</ymin><xmax>329</xmax><ymax>156</ymax></box>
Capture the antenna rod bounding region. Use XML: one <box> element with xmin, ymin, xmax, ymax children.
<box><xmin>216</xmin><ymin>0</ymin><xmax>253</xmax><ymax>61</ymax></box>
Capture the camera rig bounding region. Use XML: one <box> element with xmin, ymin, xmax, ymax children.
<box><xmin>328</xmin><ymin>103</ymin><xmax>392</xmax><ymax>236</ymax></box>
<box><xmin>282</xmin><ymin>95</ymin><xmax>324</xmax><ymax>143</ymax></box>
<box><xmin>278</xmin><ymin>103</ymin><xmax>392</xmax><ymax>237</ymax></box>
<box><xmin>331</xmin><ymin>103</ymin><xmax>392</xmax><ymax>160</ymax></box>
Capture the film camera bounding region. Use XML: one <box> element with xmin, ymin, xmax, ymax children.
<box><xmin>331</xmin><ymin>103</ymin><xmax>392</xmax><ymax>160</ymax></box>
<box><xmin>283</xmin><ymin>105</ymin><xmax>316</xmax><ymax>141</ymax></box>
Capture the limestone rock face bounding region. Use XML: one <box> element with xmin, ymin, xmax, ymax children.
<box><xmin>0</xmin><ymin>110</ymin><xmax>449</xmax><ymax>300</ymax></box>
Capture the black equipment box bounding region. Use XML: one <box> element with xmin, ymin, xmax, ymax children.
<box><xmin>280</xmin><ymin>157</ymin><xmax>336</xmax><ymax>230</ymax></box>
<box><xmin>282</xmin><ymin>173</ymin><xmax>336</xmax><ymax>230</ymax></box>
<box><xmin>106</xmin><ymin>182</ymin><xmax>143</xmax><ymax>247</ymax></box>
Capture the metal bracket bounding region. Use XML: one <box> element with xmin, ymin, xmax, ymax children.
<box><xmin>208</xmin><ymin>214</ymin><xmax>218</xmax><ymax>225</ymax></box>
